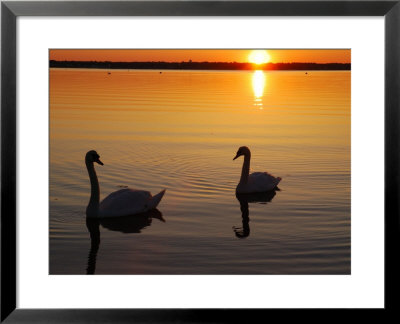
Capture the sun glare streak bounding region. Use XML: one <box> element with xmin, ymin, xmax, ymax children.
<box><xmin>252</xmin><ymin>70</ymin><xmax>266</xmax><ymax>109</ymax></box>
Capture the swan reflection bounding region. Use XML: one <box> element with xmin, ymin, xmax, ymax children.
<box><xmin>252</xmin><ymin>70</ymin><xmax>266</xmax><ymax>109</ymax></box>
<box><xmin>233</xmin><ymin>190</ymin><xmax>277</xmax><ymax>239</ymax></box>
<box><xmin>85</xmin><ymin>209</ymin><xmax>165</xmax><ymax>274</ymax></box>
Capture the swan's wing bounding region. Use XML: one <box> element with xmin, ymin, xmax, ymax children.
<box><xmin>101</xmin><ymin>189</ymin><xmax>152</xmax><ymax>207</ymax></box>
<box><xmin>250</xmin><ymin>172</ymin><xmax>276</xmax><ymax>181</ymax></box>
<box><xmin>99</xmin><ymin>188</ymin><xmax>153</xmax><ymax>217</ymax></box>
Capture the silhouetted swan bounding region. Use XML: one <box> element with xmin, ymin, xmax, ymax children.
<box><xmin>233</xmin><ymin>146</ymin><xmax>281</xmax><ymax>194</ymax></box>
<box><xmin>85</xmin><ymin>150</ymin><xmax>166</xmax><ymax>218</ymax></box>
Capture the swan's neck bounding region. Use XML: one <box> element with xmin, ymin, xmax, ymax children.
<box><xmin>240</xmin><ymin>153</ymin><xmax>251</xmax><ymax>184</ymax></box>
<box><xmin>86</xmin><ymin>161</ymin><xmax>100</xmax><ymax>216</ymax></box>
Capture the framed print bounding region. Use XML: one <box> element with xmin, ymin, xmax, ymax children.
<box><xmin>1</xmin><ymin>0</ymin><xmax>399</xmax><ymax>322</ymax></box>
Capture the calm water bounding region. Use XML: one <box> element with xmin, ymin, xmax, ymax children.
<box><xmin>49</xmin><ymin>69</ymin><xmax>350</xmax><ymax>274</ymax></box>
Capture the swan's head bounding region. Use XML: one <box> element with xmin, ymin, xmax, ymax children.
<box><xmin>85</xmin><ymin>150</ymin><xmax>104</xmax><ymax>165</ymax></box>
<box><xmin>233</xmin><ymin>146</ymin><xmax>250</xmax><ymax>160</ymax></box>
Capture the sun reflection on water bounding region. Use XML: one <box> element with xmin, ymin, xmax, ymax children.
<box><xmin>252</xmin><ymin>70</ymin><xmax>266</xmax><ymax>109</ymax></box>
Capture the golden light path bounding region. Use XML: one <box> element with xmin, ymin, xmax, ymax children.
<box><xmin>252</xmin><ymin>70</ymin><xmax>266</xmax><ymax>109</ymax></box>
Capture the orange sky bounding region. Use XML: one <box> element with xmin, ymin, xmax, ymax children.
<box><xmin>49</xmin><ymin>49</ymin><xmax>350</xmax><ymax>64</ymax></box>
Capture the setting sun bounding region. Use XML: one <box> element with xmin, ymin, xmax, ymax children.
<box><xmin>248</xmin><ymin>50</ymin><xmax>270</xmax><ymax>64</ymax></box>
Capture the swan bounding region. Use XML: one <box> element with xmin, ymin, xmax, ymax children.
<box><xmin>233</xmin><ymin>146</ymin><xmax>281</xmax><ymax>194</ymax></box>
<box><xmin>85</xmin><ymin>150</ymin><xmax>166</xmax><ymax>218</ymax></box>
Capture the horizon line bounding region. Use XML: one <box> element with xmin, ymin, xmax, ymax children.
<box><xmin>49</xmin><ymin>59</ymin><xmax>350</xmax><ymax>65</ymax></box>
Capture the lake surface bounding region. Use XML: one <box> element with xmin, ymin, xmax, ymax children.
<box><xmin>49</xmin><ymin>69</ymin><xmax>350</xmax><ymax>274</ymax></box>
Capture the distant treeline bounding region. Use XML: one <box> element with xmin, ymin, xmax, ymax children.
<box><xmin>49</xmin><ymin>60</ymin><xmax>351</xmax><ymax>71</ymax></box>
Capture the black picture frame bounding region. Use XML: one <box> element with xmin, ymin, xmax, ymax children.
<box><xmin>1</xmin><ymin>0</ymin><xmax>399</xmax><ymax>322</ymax></box>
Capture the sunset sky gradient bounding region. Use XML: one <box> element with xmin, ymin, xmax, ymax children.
<box><xmin>50</xmin><ymin>49</ymin><xmax>350</xmax><ymax>63</ymax></box>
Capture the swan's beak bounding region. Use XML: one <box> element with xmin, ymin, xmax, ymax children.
<box><xmin>96</xmin><ymin>159</ymin><xmax>104</xmax><ymax>166</ymax></box>
<box><xmin>233</xmin><ymin>154</ymin><xmax>240</xmax><ymax>160</ymax></box>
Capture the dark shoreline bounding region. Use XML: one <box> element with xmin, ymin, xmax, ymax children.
<box><xmin>49</xmin><ymin>60</ymin><xmax>351</xmax><ymax>71</ymax></box>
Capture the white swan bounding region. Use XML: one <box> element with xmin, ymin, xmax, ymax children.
<box><xmin>85</xmin><ymin>150</ymin><xmax>166</xmax><ymax>218</ymax></box>
<box><xmin>233</xmin><ymin>146</ymin><xmax>281</xmax><ymax>194</ymax></box>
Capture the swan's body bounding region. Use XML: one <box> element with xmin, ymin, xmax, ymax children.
<box><xmin>85</xmin><ymin>150</ymin><xmax>165</xmax><ymax>218</ymax></box>
<box><xmin>98</xmin><ymin>188</ymin><xmax>165</xmax><ymax>218</ymax></box>
<box><xmin>236</xmin><ymin>171</ymin><xmax>280</xmax><ymax>193</ymax></box>
<box><xmin>233</xmin><ymin>146</ymin><xmax>281</xmax><ymax>194</ymax></box>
